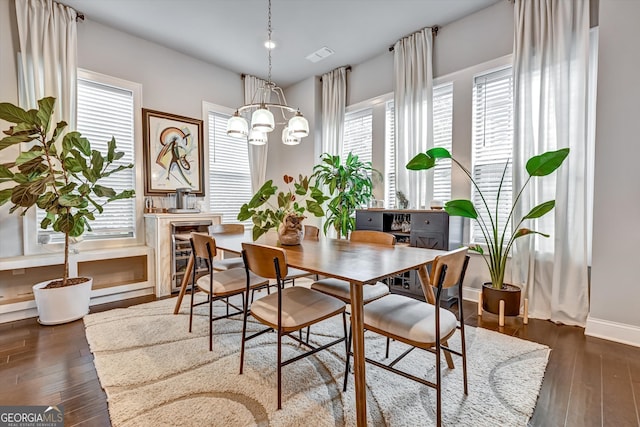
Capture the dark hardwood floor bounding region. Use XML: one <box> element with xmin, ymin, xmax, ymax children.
<box><xmin>1</xmin><ymin>296</ymin><xmax>639</xmax><ymax>426</ymax></box>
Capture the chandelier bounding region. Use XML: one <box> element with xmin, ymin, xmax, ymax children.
<box><xmin>226</xmin><ymin>0</ymin><xmax>309</xmax><ymax>146</ymax></box>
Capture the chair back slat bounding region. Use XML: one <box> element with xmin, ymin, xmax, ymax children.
<box><xmin>210</xmin><ymin>223</ymin><xmax>245</xmax><ymax>234</ymax></box>
<box><xmin>350</xmin><ymin>230</ymin><xmax>396</xmax><ymax>246</ymax></box>
<box><xmin>191</xmin><ymin>232</ymin><xmax>217</xmax><ymax>259</ymax></box>
<box><xmin>429</xmin><ymin>247</ymin><xmax>469</xmax><ymax>289</ymax></box>
<box><xmin>304</xmin><ymin>225</ymin><xmax>320</xmax><ymax>240</ymax></box>
<box><xmin>242</xmin><ymin>242</ymin><xmax>288</xmax><ymax>280</ymax></box>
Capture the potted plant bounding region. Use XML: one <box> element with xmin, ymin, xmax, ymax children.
<box><xmin>0</xmin><ymin>97</ymin><xmax>135</xmax><ymax>324</ymax></box>
<box><xmin>237</xmin><ymin>174</ymin><xmax>327</xmax><ymax>244</ymax></box>
<box><xmin>406</xmin><ymin>147</ymin><xmax>569</xmax><ymax>315</ymax></box>
<box><xmin>312</xmin><ymin>152</ymin><xmax>378</xmax><ymax>239</ymax></box>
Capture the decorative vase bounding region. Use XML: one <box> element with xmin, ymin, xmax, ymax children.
<box><xmin>32</xmin><ymin>277</ymin><xmax>93</xmax><ymax>325</ymax></box>
<box><xmin>482</xmin><ymin>282</ymin><xmax>521</xmax><ymax>316</ymax></box>
<box><xmin>278</xmin><ymin>213</ymin><xmax>305</xmax><ymax>245</ymax></box>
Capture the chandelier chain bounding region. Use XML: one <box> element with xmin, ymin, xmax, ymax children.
<box><xmin>267</xmin><ymin>0</ymin><xmax>272</xmax><ymax>86</ymax></box>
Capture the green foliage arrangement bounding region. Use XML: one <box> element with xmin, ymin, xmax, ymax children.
<box><xmin>313</xmin><ymin>152</ymin><xmax>376</xmax><ymax>239</ymax></box>
<box><xmin>237</xmin><ymin>174</ymin><xmax>328</xmax><ymax>241</ymax></box>
<box><xmin>407</xmin><ymin>146</ymin><xmax>569</xmax><ymax>289</ymax></box>
<box><xmin>0</xmin><ymin>97</ymin><xmax>135</xmax><ymax>286</ymax></box>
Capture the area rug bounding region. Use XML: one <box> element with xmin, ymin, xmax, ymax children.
<box><xmin>84</xmin><ymin>292</ymin><xmax>550</xmax><ymax>427</ymax></box>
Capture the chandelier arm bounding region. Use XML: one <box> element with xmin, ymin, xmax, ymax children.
<box><xmin>236</xmin><ymin>103</ymin><xmax>298</xmax><ymax>115</ymax></box>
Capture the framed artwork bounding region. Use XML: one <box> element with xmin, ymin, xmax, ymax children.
<box><xmin>142</xmin><ymin>109</ymin><xmax>204</xmax><ymax>196</ymax></box>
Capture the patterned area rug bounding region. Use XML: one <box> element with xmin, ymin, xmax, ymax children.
<box><xmin>84</xmin><ymin>291</ymin><xmax>550</xmax><ymax>426</ymax></box>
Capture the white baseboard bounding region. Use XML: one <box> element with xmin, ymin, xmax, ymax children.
<box><xmin>585</xmin><ymin>316</ymin><xmax>640</xmax><ymax>348</ymax></box>
<box><xmin>462</xmin><ymin>286</ymin><xmax>480</xmax><ymax>303</ymax></box>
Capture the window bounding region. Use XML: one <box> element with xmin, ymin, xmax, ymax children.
<box><xmin>385</xmin><ymin>82</ymin><xmax>454</xmax><ymax>208</ymax></box>
<box><xmin>36</xmin><ymin>72</ymin><xmax>137</xmax><ymax>242</ymax></box>
<box><xmin>471</xmin><ymin>67</ymin><xmax>514</xmax><ymax>244</ymax></box>
<box><xmin>207</xmin><ymin>109</ymin><xmax>252</xmax><ymax>224</ymax></box>
<box><xmin>342</xmin><ymin>108</ymin><xmax>373</xmax><ymax>164</ymax></box>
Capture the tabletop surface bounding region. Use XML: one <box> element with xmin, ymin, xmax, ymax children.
<box><xmin>213</xmin><ymin>231</ymin><xmax>444</xmax><ymax>285</ymax></box>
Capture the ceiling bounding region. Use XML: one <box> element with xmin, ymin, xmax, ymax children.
<box><xmin>60</xmin><ymin>0</ymin><xmax>500</xmax><ymax>88</ymax></box>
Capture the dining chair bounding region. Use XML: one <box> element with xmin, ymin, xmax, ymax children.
<box><xmin>209</xmin><ymin>223</ymin><xmax>246</xmax><ymax>271</ymax></box>
<box><xmin>239</xmin><ymin>242</ymin><xmax>349</xmax><ymax>410</ymax></box>
<box><xmin>355</xmin><ymin>246</ymin><xmax>470</xmax><ymax>427</ymax></box>
<box><xmin>310</xmin><ymin>230</ymin><xmax>395</xmax><ymax>304</ymax></box>
<box><xmin>283</xmin><ymin>224</ymin><xmax>321</xmax><ymax>286</ymax></box>
<box><xmin>188</xmin><ymin>233</ymin><xmax>269</xmax><ymax>351</ymax></box>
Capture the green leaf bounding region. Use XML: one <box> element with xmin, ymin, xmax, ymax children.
<box><xmin>0</xmin><ymin>134</ymin><xmax>35</xmax><ymax>150</ymax></box>
<box><xmin>0</xmin><ymin>188</ymin><xmax>12</xmax><ymax>206</ymax></box>
<box><xmin>40</xmin><ymin>216</ymin><xmax>52</xmax><ymax>230</ymax></box>
<box><xmin>50</xmin><ymin>121</ymin><xmax>67</xmax><ymax>145</ymax></box>
<box><xmin>0</xmin><ymin>164</ymin><xmax>13</xmax><ymax>178</ymax></box>
<box><xmin>17</xmin><ymin>157</ymin><xmax>47</xmax><ymax>175</ymax></box>
<box><xmin>468</xmin><ymin>244</ymin><xmax>484</xmax><ymax>254</ymax></box>
<box><xmin>93</xmin><ymin>184</ymin><xmax>116</xmax><ymax>198</ymax></box>
<box><xmin>69</xmin><ymin>214</ymin><xmax>86</xmax><ymax>237</ymax></box>
<box><xmin>526</xmin><ymin>148</ymin><xmax>570</xmax><ymax>177</ymax></box>
<box><xmin>237</xmin><ymin>204</ymin><xmax>254</xmax><ymax>221</ymax></box>
<box><xmin>58</xmin><ymin>194</ymin><xmax>83</xmax><ymax>207</ymax></box>
<box><xmin>107</xmin><ymin>137</ymin><xmax>116</xmax><ymax>162</ymax></box>
<box><xmin>524</xmin><ymin>200</ymin><xmax>555</xmax><ymax>219</ymax></box>
<box><xmin>444</xmin><ymin>199</ymin><xmax>478</xmax><ymax>219</ymax></box>
<box><xmin>426</xmin><ymin>147</ymin><xmax>451</xmax><ymax>159</ymax></box>
<box><xmin>0</xmin><ymin>102</ymin><xmax>38</xmax><ymax>125</ymax></box>
<box><xmin>15</xmin><ymin>150</ymin><xmax>42</xmax><ymax>166</ymax></box>
<box><xmin>248</xmin><ymin>180</ymin><xmax>276</xmax><ymax>207</ymax></box>
<box><xmin>513</xmin><ymin>228</ymin><xmax>550</xmax><ymax>240</ymax></box>
<box><xmin>36</xmin><ymin>192</ymin><xmax>56</xmax><ymax>210</ymax></box>
<box><xmin>108</xmin><ymin>189</ymin><xmax>135</xmax><ymax>201</ymax></box>
<box><xmin>54</xmin><ymin>213</ymin><xmax>75</xmax><ymax>234</ymax></box>
<box><xmin>406</xmin><ymin>152</ymin><xmax>436</xmax><ymax>170</ymax></box>
<box><xmin>10</xmin><ymin>183</ymin><xmax>39</xmax><ymax>208</ymax></box>
<box><xmin>91</xmin><ymin>150</ymin><xmax>104</xmax><ymax>176</ymax></box>
<box><xmin>36</xmin><ymin>97</ymin><xmax>55</xmax><ymax>133</ymax></box>
<box><xmin>305</xmin><ymin>200</ymin><xmax>324</xmax><ymax>217</ymax></box>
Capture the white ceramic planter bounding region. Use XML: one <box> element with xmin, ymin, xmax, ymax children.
<box><xmin>32</xmin><ymin>277</ymin><xmax>93</xmax><ymax>325</ymax></box>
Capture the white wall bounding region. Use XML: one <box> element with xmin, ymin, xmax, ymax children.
<box><xmin>588</xmin><ymin>0</ymin><xmax>640</xmax><ymax>336</ymax></box>
<box><xmin>0</xmin><ymin>9</ymin><xmax>244</xmax><ymax>258</ymax></box>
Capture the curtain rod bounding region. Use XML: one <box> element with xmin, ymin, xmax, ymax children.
<box><xmin>76</xmin><ymin>12</ymin><xmax>84</xmax><ymax>22</ymax></box>
<box><xmin>319</xmin><ymin>65</ymin><xmax>352</xmax><ymax>82</ymax></box>
<box><xmin>388</xmin><ymin>26</ymin><xmax>438</xmax><ymax>52</ymax></box>
<box><xmin>242</xmin><ymin>65</ymin><xmax>352</xmax><ymax>82</ymax></box>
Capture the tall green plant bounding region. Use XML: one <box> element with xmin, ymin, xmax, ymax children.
<box><xmin>0</xmin><ymin>97</ymin><xmax>135</xmax><ymax>286</ymax></box>
<box><xmin>407</xmin><ymin>147</ymin><xmax>569</xmax><ymax>289</ymax></box>
<box><xmin>313</xmin><ymin>152</ymin><xmax>376</xmax><ymax>239</ymax></box>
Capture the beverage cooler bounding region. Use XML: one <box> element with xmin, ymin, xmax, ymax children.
<box><xmin>170</xmin><ymin>220</ymin><xmax>212</xmax><ymax>293</ymax></box>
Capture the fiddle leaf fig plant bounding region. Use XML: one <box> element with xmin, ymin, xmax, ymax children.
<box><xmin>407</xmin><ymin>146</ymin><xmax>569</xmax><ymax>289</ymax></box>
<box><xmin>0</xmin><ymin>97</ymin><xmax>135</xmax><ymax>287</ymax></box>
<box><xmin>237</xmin><ymin>174</ymin><xmax>328</xmax><ymax>241</ymax></box>
<box><xmin>313</xmin><ymin>152</ymin><xmax>378</xmax><ymax>239</ymax></box>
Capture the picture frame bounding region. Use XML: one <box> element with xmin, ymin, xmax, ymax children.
<box><xmin>142</xmin><ymin>109</ymin><xmax>205</xmax><ymax>196</ymax></box>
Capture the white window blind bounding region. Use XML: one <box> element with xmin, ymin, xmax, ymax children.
<box><xmin>342</xmin><ymin>108</ymin><xmax>372</xmax><ymax>164</ymax></box>
<box><xmin>471</xmin><ymin>67</ymin><xmax>514</xmax><ymax>244</ymax></box>
<box><xmin>385</xmin><ymin>100</ymin><xmax>396</xmax><ymax>208</ymax></box>
<box><xmin>385</xmin><ymin>82</ymin><xmax>453</xmax><ymax>208</ymax></box>
<box><xmin>37</xmin><ymin>77</ymin><xmax>136</xmax><ymax>241</ymax></box>
<box><xmin>208</xmin><ymin>111</ymin><xmax>252</xmax><ymax>224</ymax></box>
<box><xmin>432</xmin><ymin>83</ymin><xmax>453</xmax><ymax>202</ymax></box>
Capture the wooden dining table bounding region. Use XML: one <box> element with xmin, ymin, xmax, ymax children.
<box><xmin>173</xmin><ymin>230</ymin><xmax>445</xmax><ymax>427</ymax></box>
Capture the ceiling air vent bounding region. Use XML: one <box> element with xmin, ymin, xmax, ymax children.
<box><xmin>305</xmin><ymin>46</ymin><xmax>335</xmax><ymax>63</ymax></box>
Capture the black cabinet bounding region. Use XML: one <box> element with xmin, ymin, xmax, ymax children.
<box><xmin>355</xmin><ymin>209</ymin><xmax>463</xmax><ymax>302</ymax></box>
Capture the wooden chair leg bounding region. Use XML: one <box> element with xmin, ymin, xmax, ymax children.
<box><xmin>499</xmin><ymin>300</ymin><xmax>505</xmax><ymax>327</ymax></box>
<box><xmin>477</xmin><ymin>291</ymin><xmax>483</xmax><ymax>316</ymax></box>
<box><xmin>443</xmin><ymin>340</ymin><xmax>455</xmax><ymax>369</ymax></box>
<box><xmin>523</xmin><ymin>298</ymin><xmax>529</xmax><ymax>324</ymax></box>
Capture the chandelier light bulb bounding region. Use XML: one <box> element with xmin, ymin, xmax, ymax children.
<box><xmin>251</xmin><ymin>106</ymin><xmax>275</xmax><ymax>133</ymax></box>
<box><xmin>288</xmin><ymin>111</ymin><xmax>309</xmax><ymax>138</ymax></box>
<box><xmin>248</xmin><ymin>129</ymin><xmax>268</xmax><ymax>145</ymax></box>
<box><xmin>226</xmin><ymin>112</ymin><xmax>249</xmax><ymax>138</ymax></box>
<box><xmin>281</xmin><ymin>126</ymin><xmax>300</xmax><ymax>145</ymax></box>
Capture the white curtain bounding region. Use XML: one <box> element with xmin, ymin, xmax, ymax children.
<box><xmin>393</xmin><ymin>28</ymin><xmax>433</xmax><ymax>210</ymax></box>
<box><xmin>321</xmin><ymin>66</ymin><xmax>347</xmax><ymax>156</ymax></box>
<box><xmin>15</xmin><ymin>0</ymin><xmax>78</xmax><ymax>128</ymax></box>
<box><xmin>512</xmin><ymin>0</ymin><xmax>591</xmax><ymax>326</ymax></box>
<box><xmin>244</xmin><ymin>75</ymin><xmax>268</xmax><ymax>193</ymax></box>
